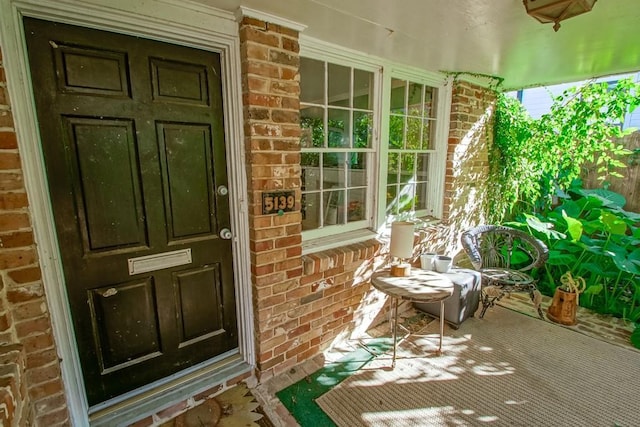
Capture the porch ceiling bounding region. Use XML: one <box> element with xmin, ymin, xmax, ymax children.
<box><xmin>203</xmin><ymin>0</ymin><xmax>640</xmax><ymax>90</ymax></box>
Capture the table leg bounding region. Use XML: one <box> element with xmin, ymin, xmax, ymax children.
<box><xmin>437</xmin><ymin>300</ymin><xmax>445</xmax><ymax>356</ymax></box>
<box><xmin>391</xmin><ymin>297</ymin><xmax>398</xmax><ymax>368</ymax></box>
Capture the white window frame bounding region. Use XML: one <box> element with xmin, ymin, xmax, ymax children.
<box><xmin>376</xmin><ymin>67</ymin><xmax>452</xmax><ymax>227</ymax></box>
<box><xmin>300</xmin><ymin>37</ymin><xmax>452</xmax><ymax>254</ymax></box>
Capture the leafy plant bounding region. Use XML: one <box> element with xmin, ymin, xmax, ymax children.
<box><xmin>490</xmin><ymin>78</ymin><xmax>640</xmax><ymax>222</ymax></box>
<box><xmin>506</xmin><ymin>186</ymin><xmax>640</xmax><ymax>323</ymax></box>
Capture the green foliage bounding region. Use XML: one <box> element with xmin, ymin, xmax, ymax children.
<box><xmin>490</xmin><ymin>78</ymin><xmax>640</xmax><ymax>222</ymax></box>
<box><xmin>506</xmin><ymin>187</ymin><xmax>640</xmax><ymax>326</ymax></box>
<box><xmin>489</xmin><ymin>95</ymin><xmax>535</xmax><ymax>222</ymax></box>
<box><xmin>631</xmin><ymin>327</ymin><xmax>640</xmax><ymax>349</ymax></box>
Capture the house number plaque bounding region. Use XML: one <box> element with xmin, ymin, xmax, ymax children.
<box><xmin>262</xmin><ymin>191</ymin><xmax>295</xmax><ymax>215</ymax></box>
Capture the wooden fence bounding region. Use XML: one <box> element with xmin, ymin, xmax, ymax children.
<box><xmin>582</xmin><ymin>131</ymin><xmax>640</xmax><ymax>213</ymax></box>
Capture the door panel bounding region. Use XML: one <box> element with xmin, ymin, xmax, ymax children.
<box><xmin>158</xmin><ymin>123</ymin><xmax>216</xmax><ymax>239</ymax></box>
<box><xmin>88</xmin><ymin>278</ymin><xmax>161</xmax><ymax>373</ymax></box>
<box><xmin>66</xmin><ymin>117</ymin><xmax>147</xmax><ymax>252</ymax></box>
<box><xmin>151</xmin><ymin>58</ymin><xmax>210</xmax><ymax>105</ymax></box>
<box><xmin>174</xmin><ymin>266</ymin><xmax>224</xmax><ymax>346</ymax></box>
<box><xmin>24</xmin><ymin>17</ymin><xmax>238</xmax><ymax>405</ymax></box>
<box><xmin>54</xmin><ymin>43</ymin><xmax>130</xmax><ymax>97</ymax></box>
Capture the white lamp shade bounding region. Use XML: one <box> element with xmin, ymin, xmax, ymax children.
<box><xmin>389</xmin><ymin>221</ymin><xmax>415</xmax><ymax>259</ymax></box>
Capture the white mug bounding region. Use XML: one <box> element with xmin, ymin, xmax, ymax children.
<box><xmin>420</xmin><ymin>252</ymin><xmax>437</xmax><ymax>270</ymax></box>
<box><xmin>434</xmin><ymin>255</ymin><xmax>452</xmax><ymax>273</ymax></box>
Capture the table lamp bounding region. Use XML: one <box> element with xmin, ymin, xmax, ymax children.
<box><xmin>389</xmin><ymin>221</ymin><xmax>415</xmax><ymax>277</ymax></box>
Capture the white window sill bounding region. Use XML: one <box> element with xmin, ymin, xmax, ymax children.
<box><xmin>301</xmin><ymin>229</ymin><xmax>380</xmax><ymax>255</ymax></box>
<box><xmin>301</xmin><ymin>217</ymin><xmax>442</xmax><ymax>255</ymax></box>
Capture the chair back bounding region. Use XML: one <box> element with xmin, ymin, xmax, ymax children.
<box><xmin>461</xmin><ymin>225</ymin><xmax>549</xmax><ymax>272</ymax></box>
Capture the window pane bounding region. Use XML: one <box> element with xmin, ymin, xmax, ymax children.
<box><xmin>328</xmin><ymin>63</ymin><xmax>350</xmax><ymax>107</ymax></box>
<box><xmin>353</xmin><ymin>69</ymin><xmax>373</xmax><ymax>109</ymax></box>
<box><xmin>399</xmin><ymin>153</ymin><xmax>414</xmax><ymax>184</ymax></box>
<box><xmin>424</xmin><ymin>119</ymin><xmax>439</xmax><ymax>150</ymax></box>
<box><xmin>421</xmin><ymin>120</ymin><xmax>434</xmax><ymax>150</ymax></box>
<box><xmin>347</xmin><ymin>153</ymin><xmax>366</xmax><ymax>186</ymax></box>
<box><xmin>302</xmin><ymin>192</ymin><xmax>321</xmax><ymax>230</ymax></box>
<box><xmin>302</xmin><ymin>153</ymin><xmax>321</xmax><ymax>191</ymax></box>
<box><xmin>415</xmin><ymin>182</ymin><xmax>428</xmax><ymax>211</ymax></box>
<box><xmin>323</xmin><ymin>152</ymin><xmax>345</xmax><ymax>188</ymax></box>
<box><xmin>423</xmin><ymin>86</ymin><xmax>436</xmax><ymax>118</ymax></box>
<box><xmin>386</xmin><ymin>184</ymin><xmax>397</xmax><ymax>215</ymax></box>
<box><xmin>406</xmin><ymin>117</ymin><xmax>421</xmax><ymax>149</ymax></box>
<box><xmin>353</xmin><ymin>111</ymin><xmax>372</xmax><ymax>148</ymax></box>
<box><xmin>347</xmin><ymin>188</ymin><xmax>366</xmax><ymax>222</ymax></box>
<box><xmin>324</xmin><ymin>190</ymin><xmax>346</xmax><ymax>225</ymax></box>
<box><xmin>301</xmin><ymin>106</ymin><xmax>325</xmax><ymax>148</ymax></box>
<box><xmin>390</xmin><ymin>79</ymin><xmax>406</xmax><ymax>113</ymax></box>
<box><xmin>398</xmin><ymin>183</ymin><xmax>415</xmax><ymax>213</ymax></box>
<box><xmin>328</xmin><ymin>108</ymin><xmax>350</xmax><ymax>148</ymax></box>
<box><xmin>300</xmin><ymin>58</ymin><xmax>324</xmax><ymax>104</ymax></box>
<box><xmin>407</xmin><ymin>82</ymin><xmax>423</xmax><ymax>116</ymax></box>
<box><xmin>389</xmin><ymin>115</ymin><xmax>404</xmax><ymax>149</ymax></box>
<box><xmin>416</xmin><ymin>153</ymin><xmax>429</xmax><ymax>182</ymax></box>
<box><xmin>387</xmin><ymin>152</ymin><xmax>399</xmax><ymax>184</ymax></box>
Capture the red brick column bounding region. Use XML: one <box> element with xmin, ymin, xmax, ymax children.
<box><xmin>444</xmin><ymin>80</ymin><xmax>496</xmax><ymax>231</ymax></box>
<box><xmin>0</xmin><ymin>47</ymin><xmax>69</xmax><ymax>426</ymax></box>
<box><xmin>238</xmin><ymin>17</ymin><xmax>304</xmax><ymax>380</ymax></box>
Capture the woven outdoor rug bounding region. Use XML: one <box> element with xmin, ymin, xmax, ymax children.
<box><xmin>316</xmin><ymin>306</ymin><xmax>640</xmax><ymax>426</ymax></box>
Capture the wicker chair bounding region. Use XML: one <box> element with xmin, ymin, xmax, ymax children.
<box><xmin>460</xmin><ymin>225</ymin><xmax>549</xmax><ymax>319</ymax></box>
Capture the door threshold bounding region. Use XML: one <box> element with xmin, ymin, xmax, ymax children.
<box><xmin>89</xmin><ymin>350</ymin><xmax>251</xmax><ymax>426</ymax></box>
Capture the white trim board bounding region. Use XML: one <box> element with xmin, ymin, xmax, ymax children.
<box><xmin>0</xmin><ymin>0</ymin><xmax>254</xmax><ymax>425</ymax></box>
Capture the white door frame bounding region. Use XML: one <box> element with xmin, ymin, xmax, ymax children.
<box><xmin>0</xmin><ymin>0</ymin><xmax>254</xmax><ymax>424</ymax></box>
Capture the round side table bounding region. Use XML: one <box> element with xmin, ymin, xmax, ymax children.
<box><xmin>372</xmin><ymin>269</ymin><xmax>454</xmax><ymax>366</ymax></box>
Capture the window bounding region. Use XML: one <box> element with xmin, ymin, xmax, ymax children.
<box><xmin>300</xmin><ymin>58</ymin><xmax>376</xmax><ymax>239</ymax></box>
<box><xmin>385</xmin><ymin>78</ymin><xmax>439</xmax><ymax>217</ymax></box>
<box><xmin>299</xmin><ymin>45</ymin><xmax>450</xmax><ymax>248</ymax></box>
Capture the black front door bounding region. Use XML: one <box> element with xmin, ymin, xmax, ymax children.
<box><xmin>24</xmin><ymin>17</ymin><xmax>238</xmax><ymax>405</ymax></box>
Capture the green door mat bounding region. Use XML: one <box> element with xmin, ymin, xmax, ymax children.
<box><xmin>276</xmin><ymin>338</ymin><xmax>393</xmax><ymax>426</ymax></box>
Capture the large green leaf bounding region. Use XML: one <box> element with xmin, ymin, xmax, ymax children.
<box><xmin>583</xmin><ymin>283</ymin><xmax>603</xmax><ymax>296</ymax></box>
<box><xmin>600</xmin><ymin>211</ymin><xmax>628</xmax><ymax>235</ymax></box>
<box><xmin>577</xmin><ymin>195</ymin><xmax>604</xmax><ymax>211</ymax></box>
<box><xmin>524</xmin><ymin>215</ymin><xmax>565</xmax><ymax>240</ymax></box>
<box><xmin>554</xmin><ymin>240</ymin><xmax>584</xmax><ymax>253</ymax></box>
<box><xmin>579</xmin><ymin>262</ymin><xmax>606</xmax><ymax>276</ymax></box>
<box><xmin>575</xmin><ymin>188</ymin><xmax>627</xmax><ymax>208</ymax></box>
<box><xmin>546</xmin><ymin>250</ymin><xmax>577</xmax><ymax>265</ymax></box>
<box><xmin>606</xmin><ymin>241</ymin><xmax>632</xmax><ymax>259</ymax></box>
<box><xmin>611</xmin><ymin>254</ymin><xmax>640</xmax><ymax>275</ymax></box>
<box><xmin>554</xmin><ymin>199</ymin><xmax>581</xmax><ymax>218</ymax></box>
<box><xmin>614</xmin><ymin>208</ymin><xmax>640</xmax><ymax>222</ymax></box>
<box><xmin>582</xmin><ymin>218</ymin><xmax>607</xmax><ymax>235</ymax></box>
<box><xmin>562</xmin><ymin>211</ymin><xmax>583</xmax><ymax>241</ymax></box>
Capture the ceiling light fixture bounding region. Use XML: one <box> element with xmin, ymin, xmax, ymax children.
<box><xmin>523</xmin><ymin>0</ymin><xmax>597</xmax><ymax>32</ymax></box>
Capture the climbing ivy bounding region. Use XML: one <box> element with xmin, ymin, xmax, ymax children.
<box><xmin>489</xmin><ymin>78</ymin><xmax>640</xmax><ymax>223</ymax></box>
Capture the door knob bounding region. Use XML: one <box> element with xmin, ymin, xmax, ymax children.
<box><xmin>217</xmin><ymin>185</ymin><xmax>228</xmax><ymax>196</ymax></box>
<box><xmin>219</xmin><ymin>228</ymin><xmax>232</xmax><ymax>240</ymax></box>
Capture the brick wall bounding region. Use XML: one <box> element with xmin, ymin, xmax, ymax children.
<box><xmin>440</xmin><ymin>80</ymin><xmax>496</xmax><ymax>259</ymax></box>
<box><xmin>238</xmin><ymin>17</ymin><xmax>306</xmax><ymax>380</ymax></box>
<box><xmin>0</xmin><ymin>47</ymin><xmax>69</xmax><ymax>427</ymax></box>
<box><xmin>0</xmin><ymin>343</ymin><xmax>31</xmax><ymax>426</ymax></box>
<box><xmin>238</xmin><ymin>17</ymin><xmax>498</xmax><ymax>381</ymax></box>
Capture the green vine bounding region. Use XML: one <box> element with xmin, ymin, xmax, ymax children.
<box><xmin>489</xmin><ymin>78</ymin><xmax>640</xmax><ymax>222</ymax></box>
<box><xmin>441</xmin><ymin>71</ymin><xmax>505</xmax><ymax>92</ymax></box>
